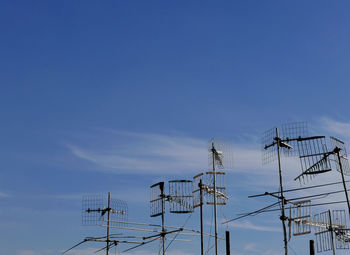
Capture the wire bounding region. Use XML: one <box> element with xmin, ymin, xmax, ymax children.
<box><xmin>223</xmin><ymin>201</ymin><xmax>280</xmax><ymax>223</ymax></box>
<box><xmin>205</xmin><ymin>207</ymin><xmax>214</xmax><ymax>255</ymax></box>
<box><xmin>165</xmin><ymin>212</ymin><xmax>193</xmax><ymax>251</ymax></box>
<box><xmin>249</xmin><ymin>180</ymin><xmax>350</xmax><ymax>198</ymax></box>
<box><xmin>288</xmin><ymin>244</ymin><xmax>298</xmax><ymax>255</ymax></box>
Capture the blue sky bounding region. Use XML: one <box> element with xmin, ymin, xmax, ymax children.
<box><xmin>2</xmin><ymin>1</ymin><xmax>350</xmax><ymax>255</ymax></box>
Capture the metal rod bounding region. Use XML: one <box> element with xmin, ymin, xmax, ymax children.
<box><xmin>212</xmin><ymin>142</ymin><xmax>218</xmax><ymax>255</ymax></box>
<box><xmin>161</xmin><ymin>183</ymin><xmax>165</xmax><ymax>255</ymax></box>
<box><xmin>106</xmin><ymin>192</ymin><xmax>111</xmax><ymax>255</ymax></box>
<box><xmin>276</xmin><ymin>128</ymin><xmax>288</xmax><ymax>255</ymax></box>
<box><xmin>225</xmin><ymin>231</ymin><xmax>230</xmax><ymax>255</ymax></box>
<box><xmin>336</xmin><ymin>149</ymin><xmax>350</xmax><ymax>218</ymax></box>
<box><xmin>199</xmin><ymin>179</ymin><xmax>204</xmax><ymax>255</ymax></box>
<box><xmin>328</xmin><ymin>210</ymin><xmax>336</xmax><ymax>255</ymax></box>
<box><xmin>309</xmin><ymin>240</ymin><xmax>315</xmax><ymax>255</ymax></box>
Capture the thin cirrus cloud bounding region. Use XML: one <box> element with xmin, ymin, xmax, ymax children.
<box><xmin>0</xmin><ymin>192</ymin><xmax>10</xmax><ymax>198</ymax></box>
<box><xmin>228</xmin><ymin>220</ymin><xmax>281</xmax><ymax>233</ymax></box>
<box><xmin>319</xmin><ymin>117</ymin><xmax>350</xmax><ymax>142</ymax></box>
<box><xmin>65</xmin><ymin>130</ymin><xmax>265</xmax><ymax>176</ymax></box>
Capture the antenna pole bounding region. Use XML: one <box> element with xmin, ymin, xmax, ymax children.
<box><xmin>199</xmin><ymin>179</ymin><xmax>204</xmax><ymax>255</ymax></box>
<box><xmin>160</xmin><ymin>183</ymin><xmax>165</xmax><ymax>255</ymax></box>
<box><xmin>106</xmin><ymin>192</ymin><xmax>111</xmax><ymax>255</ymax></box>
<box><xmin>225</xmin><ymin>231</ymin><xmax>230</xmax><ymax>255</ymax></box>
<box><xmin>336</xmin><ymin>148</ymin><xmax>350</xmax><ymax>218</ymax></box>
<box><xmin>328</xmin><ymin>210</ymin><xmax>336</xmax><ymax>255</ymax></box>
<box><xmin>276</xmin><ymin>128</ymin><xmax>288</xmax><ymax>255</ymax></box>
<box><xmin>309</xmin><ymin>240</ymin><xmax>315</xmax><ymax>255</ymax></box>
<box><xmin>212</xmin><ymin>142</ymin><xmax>218</xmax><ymax>255</ymax></box>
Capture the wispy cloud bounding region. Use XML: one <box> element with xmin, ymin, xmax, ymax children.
<box><xmin>0</xmin><ymin>192</ymin><xmax>11</xmax><ymax>198</ymax></box>
<box><xmin>16</xmin><ymin>250</ymin><xmax>54</xmax><ymax>255</ymax></box>
<box><xmin>228</xmin><ymin>220</ymin><xmax>281</xmax><ymax>232</ymax></box>
<box><xmin>65</xmin><ymin>130</ymin><xmax>269</xmax><ymax>177</ymax></box>
<box><xmin>244</xmin><ymin>242</ymin><xmax>258</xmax><ymax>252</ymax></box>
<box><xmin>66</xmin><ymin>131</ymin><xmax>208</xmax><ymax>175</ymax></box>
<box><xmin>319</xmin><ymin>117</ymin><xmax>350</xmax><ymax>139</ymax></box>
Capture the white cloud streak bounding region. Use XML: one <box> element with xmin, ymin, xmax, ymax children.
<box><xmin>65</xmin><ymin>130</ymin><xmax>269</xmax><ymax>177</ymax></box>
<box><xmin>228</xmin><ymin>220</ymin><xmax>281</xmax><ymax>232</ymax></box>
<box><xmin>0</xmin><ymin>192</ymin><xmax>11</xmax><ymax>198</ymax></box>
<box><xmin>66</xmin><ymin>131</ymin><xmax>208</xmax><ymax>175</ymax></box>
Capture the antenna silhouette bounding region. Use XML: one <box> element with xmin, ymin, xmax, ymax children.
<box><xmin>63</xmin><ymin>192</ymin><xmax>128</xmax><ymax>255</ymax></box>
<box><xmin>331</xmin><ymin>137</ymin><xmax>350</xmax><ymax>217</ymax></box>
<box><xmin>262</xmin><ymin>122</ymin><xmax>309</xmax><ymax>255</ymax></box>
<box><xmin>294</xmin><ymin>136</ymin><xmax>350</xmax><ymax>217</ymax></box>
<box><xmin>150</xmin><ymin>180</ymin><xmax>193</xmax><ymax>255</ymax></box>
<box><xmin>313</xmin><ymin>210</ymin><xmax>350</xmax><ymax>254</ymax></box>
<box><xmin>289</xmin><ymin>200</ymin><xmax>312</xmax><ymax>239</ymax></box>
<box><xmin>191</xmin><ymin>138</ymin><xmax>232</xmax><ymax>255</ymax></box>
<box><xmin>209</xmin><ymin>138</ymin><xmax>233</xmax><ymax>255</ymax></box>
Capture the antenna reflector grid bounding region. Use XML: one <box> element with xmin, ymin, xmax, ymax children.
<box><xmin>168</xmin><ymin>180</ymin><xmax>193</xmax><ymax>214</ymax></box>
<box><xmin>205</xmin><ymin>171</ymin><xmax>227</xmax><ymax>205</ymax></box>
<box><xmin>109</xmin><ymin>199</ymin><xmax>128</xmax><ymax>226</ymax></box>
<box><xmin>330</xmin><ymin>137</ymin><xmax>350</xmax><ymax>176</ymax></box>
<box><xmin>281</xmin><ymin>122</ymin><xmax>308</xmax><ymax>157</ymax></box>
<box><xmin>261</xmin><ymin>127</ymin><xmax>277</xmax><ymax>165</ymax></box>
<box><xmin>82</xmin><ymin>194</ymin><xmax>104</xmax><ymax>226</ymax></box>
<box><xmin>295</xmin><ymin>136</ymin><xmax>331</xmax><ymax>184</ymax></box>
<box><xmin>193</xmin><ymin>173</ymin><xmax>204</xmax><ymax>208</ymax></box>
<box><xmin>208</xmin><ymin>138</ymin><xmax>234</xmax><ymax>170</ymax></box>
<box><xmin>332</xmin><ymin>210</ymin><xmax>349</xmax><ymax>249</ymax></box>
<box><xmin>314</xmin><ymin>212</ymin><xmax>333</xmax><ymax>252</ymax></box>
<box><xmin>150</xmin><ymin>182</ymin><xmax>164</xmax><ymax>217</ymax></box>
<box><xmin>291</xmin><ymin>200</ymin><xmax>311</xmax><ymax>236</ymax></box>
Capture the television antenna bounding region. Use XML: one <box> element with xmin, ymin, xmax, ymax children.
<box><xmin>192</xmin><ymin>138</ymin><xmax>233</xmax><ymax>255</ymax></box>
<box><xmin>63</xmin><ymin>192</ymin><xmax>128</xmax><ymax>255</ymax></box>
<box><xmin>193</xmin><ymin>170</ymin><xmax>228</xmax><ymax>255</ymax></box>
<box><xmin>313</xmin><ymin>210</ymin><xmax>349</xmax><ymax>254</ymax></box>
<box><xmin>150</xmin><ymin>179</ymin><xmax>193</xmax><ymax>255</ymax></box>
<box><xmin>262</xmin><ymin>122</ymin><xmax>309</xmax><ymax>255</ymax></box>
<box><xmin>294</xmin><ymin>136</ymin><xmax>350</xmax><ymax>217</ymax></box>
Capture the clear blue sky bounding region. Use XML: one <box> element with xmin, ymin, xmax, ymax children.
<box><xmin>1</xmin><ymin>1</ymin><xmax>350</xmax><ymax>255</ymax></box>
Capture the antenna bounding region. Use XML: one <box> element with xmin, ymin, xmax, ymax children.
<box><xmin>262</xmin><ymin>122</ymin><xmax>308</xmax><ymax>165</ymax></box>
<box><xmin>261</xmin><ymin>122</ymin><xmax>308</xmax><ymax>255</ymax></box>
<box><xmin>332</xmin><ymin>210</ymin><xmax>350</xmax><ymax>250</ymax></box>
<box><xmin>313</xmin><ymin>210</ymin><xmax>350</xmax><ymax>254</ymax></box>
<box><xmin>208</xmin><ymin>138</ymin><xmax>233</xmax><ymax>255</ymax></box>
<box><xmin>294</xmin><ymin>136</ymin><xmax>350</xmax><ymax>217</ymax></box>
<box><xmin>294</xmin><ymin>136</ymin><xmax>332</xmax><ymax>183</ymax></box>
<box><xmin>150</xmin><ymin>180</ymin><xmax>193</xmax><ymax>255</ymax></box>
<box><xmin>314</xmin><ymin>210</ymin><xmax>335</xmax><ymax>254</ymax></box>
<box><xmin>168</xmin><ymin>180</ymin><xmax>193</xmax><ymax>214</ymax></box>
<box><xmin>65</xmin><ymin>193</ymin><xmax>128</xmax><ymax>255</ymax></box>
<box><xmin>193</xmin><ymin>171</ymin><xmax>229</xmax><ymax>255</ymax></box>
<box><xmin>330</xmin><ymin>137</ymin><xmax>350</xmax><ymax>217</ymax></box>
<box><xmin>289</xmin><ymin>200</ymin><xmax>312</xmax><ymax>238</ymax></box>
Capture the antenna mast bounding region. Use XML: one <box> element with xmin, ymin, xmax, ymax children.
<box><xmin>275</xmin><ymin>127</ymin><xmax>289</xmax><ymax>255</ymax></box>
